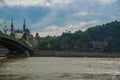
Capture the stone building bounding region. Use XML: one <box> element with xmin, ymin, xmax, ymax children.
<box><xmin>32</xmin><ymin>33</ymin><xmax>39</xmax><ymax>49</ymax></box>
<box><xmin>24</xmin><ymin>29</ymin><xmax>40</xmax><ymax>49</ymax></box>
<box><xmin>92</xmin><ymin>41</ymin><xmax>108</xmax><ymax>49</ymax></box>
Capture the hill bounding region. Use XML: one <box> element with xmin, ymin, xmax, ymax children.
<box><xmin>37</xmin><ymin>20</ymin><xmax>120</xmax><ymax>52</ymax></box>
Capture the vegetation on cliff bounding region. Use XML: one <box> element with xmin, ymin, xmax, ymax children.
<box><xmin>37</xmin><ymin>20</ymin><xmax>120</xmax><ymax>52</ymax></box>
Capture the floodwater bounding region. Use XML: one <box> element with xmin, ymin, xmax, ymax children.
<box><xmin>0</xmin><ymin>57</ymin><xmax>120</xmax><ymax>80</ymax></box>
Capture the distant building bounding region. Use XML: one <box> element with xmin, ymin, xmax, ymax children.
<box><xmin>9</xmin><ymin>19</ymin><xmax>39</xmax><ymax>49</ymax></box>
<box><xmin>92</xmin><ymin>41</ymin><xmax>108</xmax><ymax>49</ymax></box>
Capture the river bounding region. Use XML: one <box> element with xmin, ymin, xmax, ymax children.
<box><xmin>0</xmin><ymin>57</ymin><xmax>120</xmax><ymax>80</ymax></box>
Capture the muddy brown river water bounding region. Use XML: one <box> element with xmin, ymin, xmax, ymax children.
<box><xmin>0</xmin><ymin>57</ymin><xmax>120</xmax><ymax>80</ymax></box>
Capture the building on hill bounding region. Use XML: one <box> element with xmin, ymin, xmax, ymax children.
<box><xmin>91</xmin><ymin>36</ymin><xmax>111</xmax><ymax>51</ymax></box>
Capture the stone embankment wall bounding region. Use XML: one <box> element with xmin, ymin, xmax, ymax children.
<box><xmin>0</xmin><ymin>49</ymin><xmax>120</xmax><ymax>57</ymax></box>
<box><xmin>32</xmin><ymin>50</ymin><xmax>120</xmax><ymax>57</ymax></box>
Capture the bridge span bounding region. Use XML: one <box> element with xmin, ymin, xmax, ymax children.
<box><xmin>0</xmin><ymin>32</ymin><xmax>33</xmax><ymax>57</ymax></box>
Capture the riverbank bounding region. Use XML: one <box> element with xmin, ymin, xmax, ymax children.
<box><xmin>33</xmin><ymin>50</ymin><xmax>120</xmax><ymax>58</ymax></box>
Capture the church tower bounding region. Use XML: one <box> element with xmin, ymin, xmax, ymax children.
<box><xmin>23</xmin><ymin>19</ymin><xmax>26</xmax><ymax>32</ymax></box>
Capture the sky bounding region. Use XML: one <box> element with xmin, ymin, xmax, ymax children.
<box><xmin>0</xmin><ymin>0</ymin><xmax>120</xmax><ymax>37</ymax></box>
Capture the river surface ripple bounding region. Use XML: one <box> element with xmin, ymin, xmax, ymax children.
<box><xmin>0</xmin><ymin>57</ymin><xmax>120</xmax><ymax>80</ymax></box>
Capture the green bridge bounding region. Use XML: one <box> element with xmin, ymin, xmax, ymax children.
<box><xmin>0</xmin><ymin>32</ymin><xmax>33</xmax><ymax>57</ymax></box>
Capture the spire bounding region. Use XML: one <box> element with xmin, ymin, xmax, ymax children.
<box><xmin>4</xmin><ymin>21</ymin><xmax>6</xmax><ymax>27</ymax></box>
<box><xmin>23</xmin><ymin>18</ymin><xmax>26</xmax><ymax>31</ymax></box>
<box><xmin>11</xmin><ymin>18</ymin><xmax>13</xmax><ymax>31</ymax></box>
<box><xmin>11</xmin><ymin>18</ymin><xmax>14</xmax><ymax>36</ymax></box>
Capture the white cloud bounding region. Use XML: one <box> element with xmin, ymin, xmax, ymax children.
<box><xmin>34</xmin><ymin>20</ymin><xmax>98</xmax><ymax>37</ymax></box>
<box><xmin>74</xmin><ymin>11</ymin><xmax>100</xmax><ymax>16</ymax></box>
<box><xmin>44</xmin><ymin>26</ymin><xmax>59</xmax><ymax>31</ymax></box>
<box><xmin>0</xmin><ymin>18</ymin><xmax>4</xmax><ymax>24</ymax></box>
<box><xmin>3</xmin><ymin>0</ymin><xmax>49</xmax><ymax>7</ymax></box>
<box><xmin>1</xmin><ymin>0</ymin><xmax>118</xmax><ymax>8</ymax></box>
<box><xmin>0</xmin><ymin>1</ymin><xmax>4</xmax><ymax>8</ymax></box>
<box><xmin>80</xmin><ymin>0</ymin><xmax>118</xmax><ymax>5</ymax></box>
<box><xmin>78</xmin><ymin>11</ymin><xmax>88</xmax><ymax>16</ymax></box>
<box><xmin>2</xmin><ymin>0</ymin><xmax>73</xmax><ymax>7</ymax></box>
<box><xmin>98</xmin><ymin>0</ymin><xmax>118</xmax><ymax>5</ymax></box>
<box><xmin>51</xmin><ymin>0</ymin><xmax>73</xmax><ymax>5</ymax></box>
<box><xmin>111</xmin><ymin>16</ymin><xmax>120</xmax><ymax>21</ymax></box>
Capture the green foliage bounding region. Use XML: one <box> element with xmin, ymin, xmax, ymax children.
<box><xmin>38</xmin><ymin>36</ymin><xmax>61</xmax><ymax>50</ymax></box>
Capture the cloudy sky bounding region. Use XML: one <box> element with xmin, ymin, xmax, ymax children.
<box><xmin>0</xmin><ymin>0</ymin><xmax>120</xmax><ymax>36</ymax></box>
